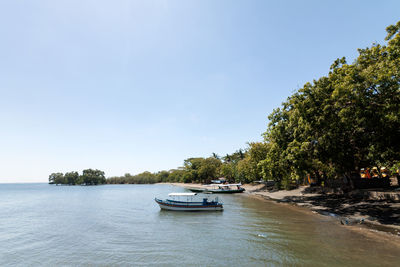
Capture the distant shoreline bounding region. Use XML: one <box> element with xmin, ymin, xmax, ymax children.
<box><xmin>4</xmin><ymin>182</ymin><xmax>400</xmax><ymax>244</ymax></box>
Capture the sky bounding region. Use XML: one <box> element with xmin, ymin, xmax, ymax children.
<box><xmin>0</xmin><ymin>0</ymin><xmax>399</xmax><ymax>182</ymax></box>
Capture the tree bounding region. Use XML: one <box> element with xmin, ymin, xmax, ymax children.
<box><xmin>167</xmin><ymin>169</ymin><xmax>187</xmax><ymax>182</ymax></box>
<box><xmin>212</xmin><ymin>152</ymin><xmax>220</xmax><ymax>159</ymax></box>
<box><xmin>198</xmin><ymin>157</ymin><xmax>221</xmax><ymax>183</ymax></box>
<box><xmin>220</xmin><ymin>163</ymin><xmax>235</xmax><ymax>181</ymax></box>
<box><xmin>156</xmin><ymin>171</ymin><xmax>170</xmax><ymax>183</ymax></box>
<box><xmin>81</xmin><ymin>169</ymin><xmax>106</xmax><ymax>185</ymax></box>
<box><xmin>64</xmin><ymin>171</ymin><xmax>79</xmax><ymax>185</ymax></box>
<box><xmin>49</xmin><ymin>172</ymin><xmax>64</xmax><ymax>184</ymax></box>
<box><xmin>260</xmin><ymin>21</ymin><xmax>400</xmax><ymax>188</ymax></box>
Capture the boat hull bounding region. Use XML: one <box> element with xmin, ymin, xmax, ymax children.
<box><xmin>208</xmin><ymin>188</ymin><xmax>245</xmax><ymax>193</ymax></box>
<box><xmin>187</xmin><ymin>187</ymin><xmax>206</xmax><ymax>193</ymax></box>
<box><xmin>155</xmin><ymin>198</ymin><xmax>223</xmax><ymax>211</ymax></box>
<box><xmin>188</xmin><ymin>188</ymin><xmax>245</xmax><ymax>194</ymax></box>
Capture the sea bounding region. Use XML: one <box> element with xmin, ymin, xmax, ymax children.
<box><xmin>0</xmin><ymin>183</ymin><xmax>399</xmax><ymax>266</ymax></box>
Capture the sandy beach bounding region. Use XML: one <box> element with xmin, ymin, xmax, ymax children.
<box><xmin>167</xmin><ymin>182</ymin><xmax>400</xmax><ymax>245</ymax></box>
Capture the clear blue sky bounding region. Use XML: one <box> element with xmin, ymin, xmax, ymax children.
<box><xmin>1</xmin><ymin>0</ymin><xmax>399</xmax><ymax>182</ymax></box>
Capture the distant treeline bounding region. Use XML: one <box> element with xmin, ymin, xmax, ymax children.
<box><xmin>49</xmin><ymin>169</ymin><xmax>106</xmax><ymax>185</ymax></box>
<box><xmin>107</xmin><ymin>171</ymin><xmax>162</xmax><ymax>184</ymax></box>
<box><xmin>50</xmin><ymin>22</ymin><xmax>400</xmax><ymax>189</ymax></box>
<box><xmin>106</xmin><ymin>151</ymin><xmax>257</xmax><ymax>185</ymax></box>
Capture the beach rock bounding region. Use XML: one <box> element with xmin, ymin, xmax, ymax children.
<box><xmin>340</xmin><ymin>218</ymin><xmax>365</xmax><ymax>225</ymax></box>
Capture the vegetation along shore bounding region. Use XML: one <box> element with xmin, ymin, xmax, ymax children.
<box><xmin>49</xmin><ymin>22</ymin><xmax>400</xmax><ymax>237</ymax></box>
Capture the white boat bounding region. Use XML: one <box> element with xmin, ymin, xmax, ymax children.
<box><xmin>155</xmin><ymin>192</ymin><xmax>223</xmax><ymax>211</ymax></box>
<box><xmin>188</xmin><ymin>183</ymin><xmax>245</xmax><ymax>193</ymax></box>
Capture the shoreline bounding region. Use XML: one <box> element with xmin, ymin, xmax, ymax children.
<box><xmin>166</xmin><ymin>182</ymin><xmax>400</xmax><ymax>245</ymax></box>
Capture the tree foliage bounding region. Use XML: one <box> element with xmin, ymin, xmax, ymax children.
<box><xmin>49</xmin><ymin>169</ymin><xmax>106</xmax><ymax>185</ymax></box>
<box><xmin>259</xmin><ymin>21</ymin><xmax>400</xmax><ymax>188</ymax></box>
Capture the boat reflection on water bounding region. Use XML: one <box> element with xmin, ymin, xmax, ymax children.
<box><xmin>155</xmin><ymin>192</ymin><xmax>223</xmax><ymax>211</ymax></box>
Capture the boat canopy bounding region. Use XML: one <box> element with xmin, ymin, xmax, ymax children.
<box><xmin>168</xmin><ymin>192</ymin><xmax>197</xmax><ymax>196</ymax></box>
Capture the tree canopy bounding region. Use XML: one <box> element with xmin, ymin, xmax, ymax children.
<box><xmin>258</xmin><ymin>21</ymin><xmax>400</xmax><ymax>188</ymax></box>
<box><xmin>49</xmin><ymin>169</ymin><xmax>106</xmax><ymax>185</ymax></box>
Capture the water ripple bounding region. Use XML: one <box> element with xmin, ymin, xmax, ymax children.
<box><xmin>0</xmin><ymin>184</ymin><xmax>399</xmax><ymax>266</ymax></box>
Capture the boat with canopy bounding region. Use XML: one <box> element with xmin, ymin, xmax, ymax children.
<box><xmin>155</xmin><ymin>192</ymin><xmax>223</xmax><ymax>211</ymax></box>
<box><xmin>188</xmin><ymin>183</ymin><xmax>245</xmax><ymax>194</ymax></box>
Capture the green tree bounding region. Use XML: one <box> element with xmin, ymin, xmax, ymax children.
<box><xmin>156</xmin><ymin>170</ymin><xmax>170</xmax><ymax>183</ymax></box>
<box><xmin>198</xmin><ymin>157</ymin><xmax>222</xmax><ymax>183</ymax></box>
<box><xmin>260</xmin><ymin>21</ymin><xmax>400</xmax><ymax>188</ymax></box>
<box><xmin>64</xmin><ymin>171</ymin><xmax>79</xmax><ymax>185</ymax></box>
<box><xmin>168</xmin><ymin>169</ymin><xmax>187</xmax><ymax>182</ymax></box>
<box><xmin>81</xmin><ymin>169</ymin><xmax>106</xmax><ymax>185</ymax></box>
<box><xmin>49</xmin><ymin>172</ymin><xmax>64</xmax><ymax>184</ymax></box>
<box><xmin>219</xmin><ymin>163</ymin><xmax>235</xmax><ymax>181</ymax></box>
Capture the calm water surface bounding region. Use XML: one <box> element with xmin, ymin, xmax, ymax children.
<box><xmin>0</xmin><ymin>184</ymin><xmax>399</xmax><ymax>266</ymax></box>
